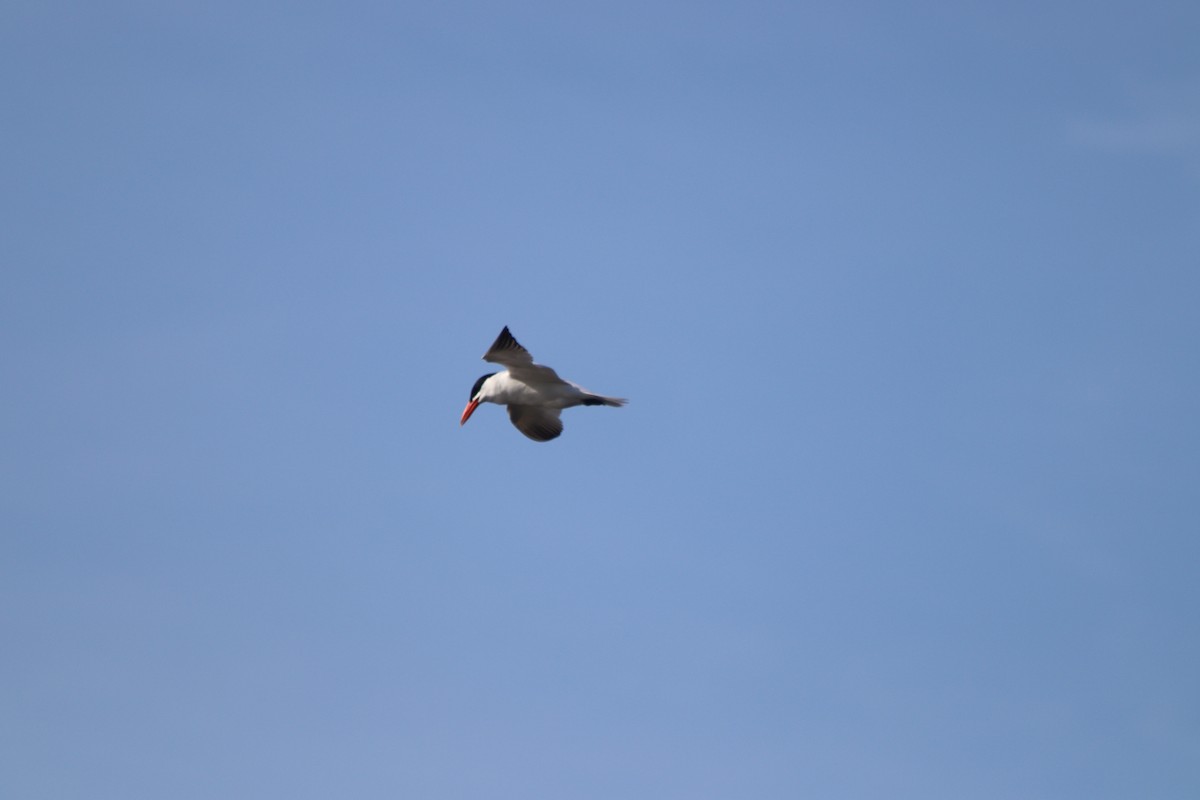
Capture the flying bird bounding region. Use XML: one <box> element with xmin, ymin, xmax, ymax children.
<box><xmin>460</xmin><ymin>326</ymin><xmax>627</xmax><ymax>442</ymax></box>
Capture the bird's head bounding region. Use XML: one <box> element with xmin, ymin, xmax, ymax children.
<box><xmin>460</xmin><ymin>372</ymin><xmax>497</xmax><ymax>426</ymax></box>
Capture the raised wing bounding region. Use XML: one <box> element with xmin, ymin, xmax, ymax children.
<box><xmin>482</xmin><ymin>326</ymin><xmax>566</xmax><ymax>385</ymax></box>
<box><xmin>482</xmin><ymin>326</ymin><xmax>535</xmax><ymax>369</ymax></box>
<box><xmin>507</xmin><ymin>405</ymin><xmax>564</xmax><ymax>442</ymax></box>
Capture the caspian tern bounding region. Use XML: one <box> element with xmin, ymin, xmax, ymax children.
<box><xmin>460</xmin><ymin>326</ymin><xmax>627</xmax><ymax>442</ymax></box>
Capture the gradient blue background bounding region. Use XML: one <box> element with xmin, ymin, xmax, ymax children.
<box><xmin>3</xmin><ymin>2</ymin><xmax>1198</xmax><ymax>798</ymax></box>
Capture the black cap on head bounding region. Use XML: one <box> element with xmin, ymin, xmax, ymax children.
<box><xmin>470</xmin><ymin>373</ymin><xmax>496</xmax><ymax>400</ymax></box>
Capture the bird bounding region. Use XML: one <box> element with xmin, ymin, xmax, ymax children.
<box><xmin>460</xmin><ymin>326</ymin><xmax>627</xmax><ymax>442</ymax></box>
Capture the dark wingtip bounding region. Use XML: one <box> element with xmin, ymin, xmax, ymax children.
<box><xmin>486</xmin><ymin>325</ymin><xmax>524</xmax><ymax>357</ymax></box>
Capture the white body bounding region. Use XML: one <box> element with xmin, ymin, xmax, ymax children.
<box><xmin>474</xmin><ymin>369</ymin><xmax>609</xmax><ymax>409</ymax></box>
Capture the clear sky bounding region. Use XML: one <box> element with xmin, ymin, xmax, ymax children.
<box><xmin>3</xmin><ymin>2</ymin><xmax>1198</xmax><ymax>798</ymax></box>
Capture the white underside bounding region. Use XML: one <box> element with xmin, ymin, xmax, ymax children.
<box><xmin>478</xmin><ymin>369</ymin><xmax>610</xmax><ymax>409</ymax></box>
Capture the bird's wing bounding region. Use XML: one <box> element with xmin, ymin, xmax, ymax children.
<box><xmin>483</xmin><ymin>326</ymin><xmax>566</xmax><ymax>385</ymax></box>
<box><xmin>507</xmin><ymin>405</ymin><xmax>564</xmax><ymax>442</ymax></box>
<box><xmin>482</xmin><ymin>326</ymin><xmax>535</xmax><ymax>369</ymax></box>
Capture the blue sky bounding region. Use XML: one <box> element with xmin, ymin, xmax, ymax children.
<box><xmin>3</xmin><ymin>2</ymin><xmax>1198</xmax><ymax>798</ymax></box>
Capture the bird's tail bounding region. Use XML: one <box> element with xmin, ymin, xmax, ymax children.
<box><xmin>581</xmin><ymin>394</ymin><xmax>628</xmax><ymax>407</ymax></box>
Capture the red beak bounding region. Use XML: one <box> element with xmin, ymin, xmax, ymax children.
<box><xmin>460</xmin><ymin>398</ymin><xmax>480</xmax><ymax>426</ymax></box>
